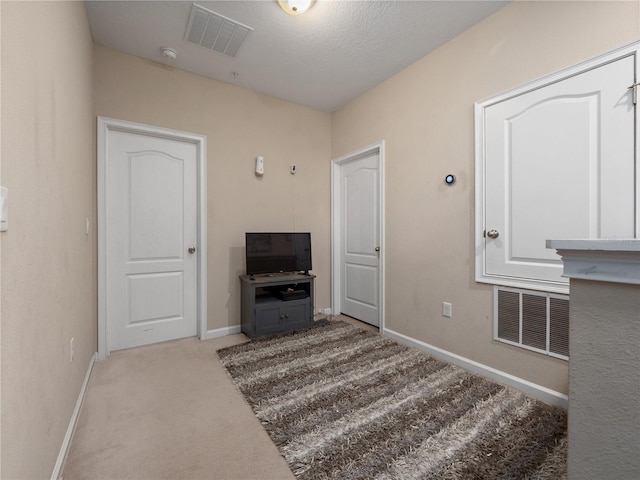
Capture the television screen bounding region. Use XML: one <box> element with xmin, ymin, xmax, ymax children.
<box><xmin>245</xmin><ymin>232</ymin><xmax>312</xmax><ymax>275</ymax></box>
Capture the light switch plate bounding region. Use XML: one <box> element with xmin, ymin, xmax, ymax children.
<box><xmin>442</xmin><ymin>302</ymin><xmax>452</xmax><ymax>318</ymax></box>
<box><xmin>0</xmin><ymin>186</ymin><xmax>8</xmax><ymax>232</ymax></box>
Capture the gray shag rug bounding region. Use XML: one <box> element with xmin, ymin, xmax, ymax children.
<box><xmin>217</xmin><ymin>321</ymin><xmax>567</xmax><ymax>480</ymax></box>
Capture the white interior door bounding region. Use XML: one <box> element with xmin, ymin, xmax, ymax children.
<box><xmin>339</xmin><ymin>152</ymin><xmax>381</xmax><ymax>326</ymax></box>
<box><xmin>480</xmin><ymin>50</ymin><xmax>636</xmax><ymax>288</ymax></box>
<box><xmin>106</xmin><ymin>129</ymin><xmax>198</xmax><ymax>351</ymax></box>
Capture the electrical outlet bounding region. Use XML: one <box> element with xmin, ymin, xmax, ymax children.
<box><xmin>70</xmin><ymin>337</ymin><xmax>75</xmax><ymax>363</ymax></box>
<box><xmin>442</xmin><ymin>302</ymin><xmax>452</xmax><ymax>318</ymax></box>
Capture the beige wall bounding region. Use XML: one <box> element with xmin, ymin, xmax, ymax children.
<box><xmin>1</xmin><ymin>1</ymin><xmax>638</xmax><ymax>476</ymax></box>
<box><xmin>93</xmin><ymin>46</ymin><xmax>332</xmax><ymax>332</ymax></box>
<box><xmin>331</xmin><ymin>1</ymin><xmax>639</xmax><ymax>394</ymax></box>
<box><xmin>0</xmin><ymin>2</ymin><xmax>96</xmax><ymax>478</ymax></box>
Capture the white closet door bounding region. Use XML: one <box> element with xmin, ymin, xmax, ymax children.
<box><xmin>478</xmin><ymin>49</ymin><xmax>636</xmax><ymax>289</ymax></box>
<box><xmin>107</xmin><ymin>130</ymin><xmax>198</xmax><ymax>351</ymax></box>
<box><xmin>340</xmin><ymin>152</ymin><xmax>381</xmax><ymax>326</ymax></box>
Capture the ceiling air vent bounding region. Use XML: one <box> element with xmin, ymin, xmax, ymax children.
<box><xmin>185</xmin><ymin>4</ymin><xmax>253</xmax><ymax>58</ymax></box>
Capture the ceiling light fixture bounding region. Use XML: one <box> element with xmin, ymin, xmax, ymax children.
<box><xmin>277</xmin><ymin>0</ymin><xmax>315</xmax><ymax>16</ymax></box>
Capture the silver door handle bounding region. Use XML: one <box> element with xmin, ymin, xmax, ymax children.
<box><xmin>188</xmin><ymin>246</ymin><xmax>196</xmax><ymax>254</ymax></box>
<box><xmin>486</xmin><ymin>230</ymin><xmax>499</xmax><ymax>239</ymax></box>
<box><xmin>375</xmin><ymin>246</ymin><xmax>380</xmax><ymax>252</ymax></box>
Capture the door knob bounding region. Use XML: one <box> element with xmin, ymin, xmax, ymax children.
<box><xmin>486</xmin><ymin>230</ymin><xmax>500</xmax><ymax>239</ymax></box>
<box><xmin>188</xmin><ymin>246</ymin><xmax>196</xmax><ymax>254</ymax></box>
<box><xmin>375</xmin><ymin>246</ymin><xmax>380</xmax><ymax>252</ymax></box>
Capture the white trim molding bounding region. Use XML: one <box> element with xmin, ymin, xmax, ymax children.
<box><xmin>384</xmin><ymin>328</ymin><xmax>568</xmax><ymax>409</ymax></box>
<box><xmin>205</xmin><ymin>325</ymin><xmax>242</xmax><ymax>339</ymax></box>
<box><xmin>51</xmin><ymin>353</ymin><xmax>97</xmax><ymax>480</ymax></box>
<box><xmin>331</xmin><ymin>141</ymin><xmax>386</xmax><ymax>330</ymax></box>
<box><xmin>547</xmin><ymin>239</ymin><xmax>640</xmax><ymax>285</ymax></box>
<box><xmin>97</xmin><ymin>117</ymin><xmax>207</xmax><ymax>360</ymax></box>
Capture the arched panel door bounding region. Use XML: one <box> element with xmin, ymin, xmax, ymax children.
<box><xmin>477</xmin><ymin>47</ymin><xmax>637</xmax><ymax>291</ymax></box>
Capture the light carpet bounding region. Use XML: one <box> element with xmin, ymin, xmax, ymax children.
<box><xmin>218</xmin><ymin>321</ymin><xmax>567</xmax><ymax>480</ymax></box>
<box><xmin>61</xmin><ymin>335</ymin><xmax>295</xmax><ymax>480</ymax></box>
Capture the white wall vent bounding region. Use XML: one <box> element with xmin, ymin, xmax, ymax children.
<box><xmin>185</xmin><ymin>4</ymin><xmax>253</xmax><ymax>58</ymax></box>
<box><xmin>494</xmin><ymin>286</ymin><xmax>569</xmax><ymax>360</ymax></box>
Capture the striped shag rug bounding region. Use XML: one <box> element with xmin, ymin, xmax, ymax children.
<box><xmin>217</xmin><ymin>321</ymin><xmax>567</xmax><ymax>480</ymax></box>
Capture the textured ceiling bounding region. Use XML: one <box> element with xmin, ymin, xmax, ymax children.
<box><xmin>85</xmin><ymin>0</ymin><xmax>508</xmax><ymax>112</ymax></box>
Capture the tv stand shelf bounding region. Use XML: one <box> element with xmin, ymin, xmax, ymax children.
<box><xmin>239</xmin><ymin>273</ymin><xmax>315</xmax><ymax>338</ymax></box>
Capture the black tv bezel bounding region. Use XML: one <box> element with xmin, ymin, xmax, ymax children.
<box><xmin>245</xmin><ymin>232</ymin><xmax>312</xmax><ymax>276</ymax></box>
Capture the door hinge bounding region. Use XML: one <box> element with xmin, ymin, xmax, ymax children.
<box><xmin>629</xmin><ymin>82</ymin><xmax>639</xmax><ymax>105</ymax></box>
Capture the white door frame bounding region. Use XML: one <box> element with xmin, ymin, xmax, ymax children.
<box><xmin>97</xmin><ymin>117</ymin><xmax>207</xmax><ymax>360</ymax></box>
<box><xmin>331</xmin><ymin>141</ymin><xmax>385</xmax><ymax>331</ymax></box>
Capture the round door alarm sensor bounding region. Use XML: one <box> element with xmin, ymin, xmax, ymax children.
<box><xmin>445</xmin><ymin>174</ymin><xmax>456</xmax><ymax>185</ymax></box>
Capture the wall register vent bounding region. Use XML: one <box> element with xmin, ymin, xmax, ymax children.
<box><xmin>185</xmin><ymin>4</ymin><xmax>253</xmax><ymax>58</ymax></box>
<box><xmin>494</xmin><ymin>287</ymin><xmax>569</xmax><ymax>360</ymax></box>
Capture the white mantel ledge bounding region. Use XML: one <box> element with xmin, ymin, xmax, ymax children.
<box><xmin>546</xmin><ymin>239</ymin><xmax>640</xmax><ymax>285</ymax></box>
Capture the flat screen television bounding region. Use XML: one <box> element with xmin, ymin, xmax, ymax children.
<box><xmin>245</xmin><ymin>232</ymin><xmax>312</xmax><ymax>275</ymax></box>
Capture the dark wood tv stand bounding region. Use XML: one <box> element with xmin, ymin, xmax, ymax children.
<box><xmin>239</xmin><ymin>273</ymin><xmax>315</xmax><ymax>338</ymax></box>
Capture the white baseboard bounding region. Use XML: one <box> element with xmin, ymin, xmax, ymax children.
<box><xmin>204</xmin><ymin>325</ymin><xmax>242</xmax><ymax>339</ymax></box>
<box><xmin>51</xmin><ymin>352</ymin><xmax>96</xmax><ymax>480</ymax></box>
<box><xmin>382</xmin><ymin>328</ymin><xmax>568</xmax><ymax>409</ymax></box>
